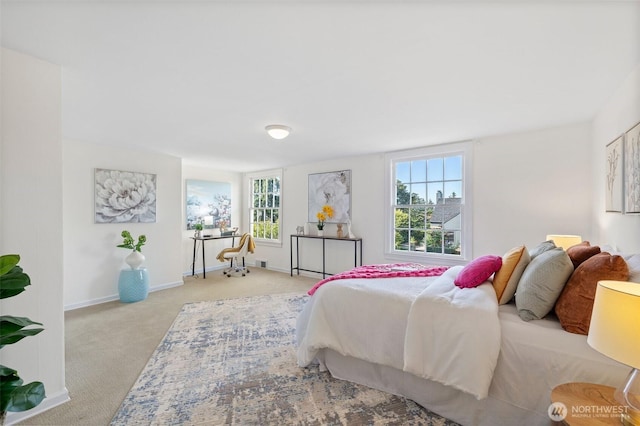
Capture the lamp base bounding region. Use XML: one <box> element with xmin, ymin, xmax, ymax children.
<box><xmin>616</xmin><ymin>368</ymin><xmax>640</xmax><ymax>426</ymax></box>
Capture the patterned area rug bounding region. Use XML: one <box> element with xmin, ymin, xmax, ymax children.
<box><xmin>111</xmin><ymin>293</ymin><xmax>458</xmax><ymax>425</ymax></box>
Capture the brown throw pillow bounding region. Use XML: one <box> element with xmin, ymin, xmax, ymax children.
<box><xmin>555</xmin><ymin>253</ymin><xmax>629</xmax><ymax>335</ymax></box>
<box><xmin>566</xmin><ymin>241</ymin><xmax>601</xmax><ymax>269</ymax></box>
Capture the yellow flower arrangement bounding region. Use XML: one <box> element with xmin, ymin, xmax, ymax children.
<box><xmin>316</xmin><ymin>205</ymin><xmax>334</xmax><ymax>230</ymax></box>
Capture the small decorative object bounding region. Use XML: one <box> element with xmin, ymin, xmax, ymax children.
<box><xmin>219</xmin><ymin>219</ymin><xmax>228</xmax><ymax>233</ymax></box>
<box><xmin>346</xmin><ymin>219</ymin><xmax>356</xmax><ymax>238</ymax></box>
<box><xmin>194</xmin><ymin>223</ymin><xmax>203</xmax><ymax>238</ymax></box>
<box><xmin>117</xmin><ymin>230</ymin><xmax>147</xmax><ymax>270</ymax></box>
<box><xmin>336</xmin><ymin>223</ymin><xmax>344</xmax><ymax>238</ymax></box>
<box><xmin>0</xmin><ymin>254</ymin><xmax>46</xmax><ymax>422</ymax></box>
<box><xmin>316</xmin><ymin>205</ymin><xmax>334</xmax><ymax>237</ymax></box>
<box><xmin>296</xmin><ymin>226</ymin><xmax>305</xmax><ymax>235</ymax></box>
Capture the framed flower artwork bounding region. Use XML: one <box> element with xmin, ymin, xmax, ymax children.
<box><xmin>308</xmin><ymin>170</ymin><xmax>351</xmax><ymax>224</ymax></box>
<box><xmin>95</xmin><ymin>168</ymin><xmax>157</xmax><ymax>223</ymax></box>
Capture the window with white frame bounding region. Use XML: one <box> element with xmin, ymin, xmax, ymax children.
<box><xmin>386</xmin><ymin>142</ymin><xmax>472</xmax><ymax>263</ymax></box>
<box><xmin>248</xmin><ymin>170</ymin><xmax>282</xmax><ymax>243</ymax></box>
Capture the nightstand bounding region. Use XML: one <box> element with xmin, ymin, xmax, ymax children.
<box><xmin>550</xmin><ymin>382</ymin><xmax>626</xmax><ymax>426</ymax></box>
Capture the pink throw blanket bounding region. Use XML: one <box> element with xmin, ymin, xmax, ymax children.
<box><xmin>308</xmin><ymin>263</ymin><xmax>449</xmax><ymax>295</ymax></box>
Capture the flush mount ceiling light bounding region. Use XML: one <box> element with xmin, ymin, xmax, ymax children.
<box><xmin>265</xmin><ymin>124</ymin><xmax>291</xmax><ymax>140</ymax></box>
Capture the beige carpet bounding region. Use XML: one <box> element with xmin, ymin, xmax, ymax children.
<box><xmin>20</xmin><ymin>268</ymin><xmax>315</xmax><ymax>425</ymax></box>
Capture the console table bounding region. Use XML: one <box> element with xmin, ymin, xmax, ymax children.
<box><xmin>290</xmin><ymin>234</ymin><xmax>362</xmax><ymax>278</ymax></box>
<box><xmin>191</xmin><ymin>234</ymin><xmax>238</xmax><ymax>278</ymax></box>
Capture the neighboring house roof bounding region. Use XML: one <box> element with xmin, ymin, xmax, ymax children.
<box><xmin>430</xmin><ymin>197</ymin><xmax>461</xmax><ymax>225</ymax></box>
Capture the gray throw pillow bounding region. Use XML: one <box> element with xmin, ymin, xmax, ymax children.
<box><xmin>516</xmin><ymin>247</ymin><xmax>574</xmax><ymax>321</ymax></box>
<box><xmin>529</xmin><ymin>240</ymin><xmax>557</xmax><ymax>259</ymax></box>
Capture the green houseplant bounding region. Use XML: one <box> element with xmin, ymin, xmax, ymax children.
<box><xmin>0</xmin><ymin>254</ymin><xmax>46</xmax><ymax>424</ymax></box>
<box><xmin>117</xmin><ymin>231</ymin><xmax>147</xmax><ymax>270</ymax></box>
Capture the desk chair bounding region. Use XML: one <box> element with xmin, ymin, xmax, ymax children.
<box><xmin>216</xmin><ymin>233</ymin><xmax>255</xmax><ymax>277</ymax></box>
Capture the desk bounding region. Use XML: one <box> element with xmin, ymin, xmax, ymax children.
<box><xmin>191</xmin><ymin>235</ymin><xmax>237</xmax><ymax>278</ymax></box>
<box><xmin>290</xmin><ymin>234</ymin><xmax>362</xmax><ymax>278</ymax></box>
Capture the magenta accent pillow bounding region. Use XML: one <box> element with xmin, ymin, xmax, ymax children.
<box><xmin>454</xmin><ymin>255</ymin><xmax>503</xmax><ymax>288</ymax></box>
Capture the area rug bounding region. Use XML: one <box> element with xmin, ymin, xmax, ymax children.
<box><xmin>111</xmin><ymin>292</ymin><xmax>458</xmax><ymax>425</ymax></box>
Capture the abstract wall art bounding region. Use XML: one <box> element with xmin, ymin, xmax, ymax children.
<box><xmin>605</xmin><ymin>136</ymin><xmax>623</xmax><ymax>213</ymax></box>
<box><xmin>624</xmin><ymin>120</ymin><xmax>640</xmax><ymax>214</ymax></box>
<box><xmin>95</xmin><ymin>168</ymin><xmax>157</xmax><ymax>223</ymax></box>
<box><xmin>185</xmin><ymin>180</ymin><xmax>231</xmax><ymax>230</ymax></box>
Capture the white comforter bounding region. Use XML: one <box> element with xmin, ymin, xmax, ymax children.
<box><xmin>296</xmin><ymin>265</ymin><xmax>502</xmax><ymax>399</ymax></box>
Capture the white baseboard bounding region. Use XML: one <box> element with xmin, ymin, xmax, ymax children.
<box><xmin>64</xmin><ymin>280</ymin><xmax>184</xmax><ymax>311</ymax></box>
<box><xmin>4</xmin><ymin>388</ymin><xmax>70</xmax><ymax>425</ymax></box>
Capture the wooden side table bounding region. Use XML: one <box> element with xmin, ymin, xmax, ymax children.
<box><xmin>550</xmin><ymin>382</ymin><xmax>626</xmax><ymax>426</ymax></box>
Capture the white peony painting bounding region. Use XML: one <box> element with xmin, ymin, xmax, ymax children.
<box><xmin>308</xmin><ymin>170</ymin><xmax>351</xmax><ymax>223</ymax></box>
<box><xmin>95</xmin><ymin>168</ymin><xmax>157</xmax><ymax>223</ymax></box>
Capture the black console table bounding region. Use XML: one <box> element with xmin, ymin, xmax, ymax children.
<box><xmin>290</xmin><ymin>234</ymin><xmax>362</xmax><ymax>278</ymax></box>
<box><xmin>191</xmin><ymin>234</ymin><xmax>237</xmax><ymax>278</ymax></box>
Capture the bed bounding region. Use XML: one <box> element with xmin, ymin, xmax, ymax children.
<box><xmin>296</xmin><ymin>244</ymin><xmax>638</xmax><ymax>426</ymax></box>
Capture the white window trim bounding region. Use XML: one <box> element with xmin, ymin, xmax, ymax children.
<box><xmin>244</xmin><ymin>168</ymin><xmax>283</xmax><ymax>247</ymax></box>
<box><xmin>384</xmin><ymin>141</ymin><xmax>473</xmax><ymax>266</ymax></box>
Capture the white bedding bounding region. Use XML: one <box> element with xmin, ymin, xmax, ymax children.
<box><xmin>296</xmin><ymin>265</ymin><xmax>502</xmax><ymax>400</ymax></box>
<box><xmin>296</xmin><ymin>265</ymin><xmax>630</xmax><ymax>425</ymax></box>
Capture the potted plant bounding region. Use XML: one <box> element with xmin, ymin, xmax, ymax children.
<box><xmin>194</xmin><ymin>223</ymin><xmax>203</xmax><ymax>238</ymax></box>
<box><xmin>117</xmin><ymin>230</ymin><xmax>146</xmax><ymax>270</ymax></box>
<box><xmin>315</xmin><ymin>204</ymin><xmax>334</xmax><ymax>237</ymax></box>
<box><xmin>0</xmin><ymin>254</ymin><xmax>46</xmax><ymax>424</ymax></box>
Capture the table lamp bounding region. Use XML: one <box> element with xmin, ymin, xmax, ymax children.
<box><xmin>588</xmin><ymin>280</ymin><xmax>640</xmax><ymax>425</ymax></box>
<box><xmin>546</xmin><ymin>234</ymin><xmax>582</xmax><ymax>250</ymax></box>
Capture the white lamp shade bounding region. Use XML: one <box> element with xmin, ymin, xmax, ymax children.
<box><xmin>546</xmin><ymin>234</ymin><xmax>582</xmax><ymax>250</ymax></box>
<box><xmin>265</xmin><ymin>125</ymin><xmax>291</xmax><ymax>140</ymax></box>
<box><xmin>587</xmin><ymin>280</ymin><xmax>640</xmax><ymax>369</ymax></box>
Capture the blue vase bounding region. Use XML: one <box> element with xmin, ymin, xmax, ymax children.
<box><xmin>118</xmin><ymin>269</ymin><xmax>149</xmax><ymax>303</ymax></box>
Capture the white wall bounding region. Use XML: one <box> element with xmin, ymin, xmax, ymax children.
<box><xmin>252</xmin><ymin>123</ymin><xmax>593</xmax><ymax>276</ymax></box>
<box><xmin>1</xmin><ymin>48</ymin><xmax>69</xmax><ymax>423</ymax></box>
<box><xmin>474</xmin><ymin>123</ymin><xmax>593</xmax><ymax>254</ymax></box>
<box><xmin>63</xmin><ymin>139</ymin><xmax>184</xmax><ymax>309</ymax></box>
<box><xmin>181</xmin><ymin>165</ymin><xmax>243</xmax><ymax>276</ymax></box>
<box><xmin>592</xmin><ymin>64</ymin><xmax>640</xmax><ymax>253</ymax></box>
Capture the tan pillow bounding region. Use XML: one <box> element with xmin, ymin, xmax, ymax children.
<box><xmin>566</xmin><ymin>241</ymin><xmax>601</xmax><ymax>269</ymax></box>
<box><xmin>493</xmin><ymin>245</ymin><xmax>530</xmax><ymax>304</ymax></box>
<box><xmin>554</xmin><ymin>253</ymin><xmax>629</xmax><ymax>335</ymax></box>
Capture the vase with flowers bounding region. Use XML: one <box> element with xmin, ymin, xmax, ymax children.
<box><xmin>316</xmin><ymin>205</ymin><xmax>334</xmax><ymax>237</ymax></box>
<box><xmin>116</xmin><ymin>230</ymin><xmax>149</xmax><ymax>303</ymax></box>
<box><xmin>117</xmin><ymin>230</ymin><xmax>147</xmax><ymax>269</ymax></box>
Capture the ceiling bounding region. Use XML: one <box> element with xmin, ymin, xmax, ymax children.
<box><xmin>2</xmin><ymin>1</ymin><xmax>639</xmax><ymax>172</ymax></box>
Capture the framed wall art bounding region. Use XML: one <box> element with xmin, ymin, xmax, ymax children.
<box><xmin>624</xmin><ymin>120</ymin><xmax>640</xmax><ymax>214</ymax></box>
<box><xmin>308</xmin><ymin>170</ymin><xmax>351</xmax><ymax>223</ymax></box>
<box><xmin>605</xmin><ymin>135</ymin><xmax>623</xmax><ymax>213</ymax></box>
<box><xmin>95</xmin><ymin>168</ymin><xmax>157</xmax><ymax>223</ymax></box>
<box><xmin>185</xmin><ymin>180</ymin><xmax>231</xmax><ymax>230</ymax></box>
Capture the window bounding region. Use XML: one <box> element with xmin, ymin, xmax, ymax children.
<box><xmin>248</xmin><ymin>170</ymin><xmax>282</xmax><ymax>244</ymax></box>
<box><xmin>386</xmin><ymin>142</ymin><xmax>472</xmax><ymax>264</ymax></box>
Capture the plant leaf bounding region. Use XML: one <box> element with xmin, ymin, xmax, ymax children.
<box><xmin>0</xmin><ymin>266</ymin><xmax>30</xmax><ymax>299</ymax></box>
<box><xmin>0</xmin><ymin>316</ymin><xmax>44</xmax><ymax>349</ymax></box>
<box><xmin>0</xmin><ymin>380</ymin><xmax>46</xmax><ymax>413</ymax></box>
<box><xmin>0</xmin><ymin>255</ymin><xmax>20</xmax><ymax>276</ymax></box>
